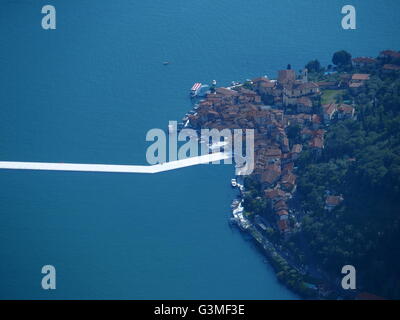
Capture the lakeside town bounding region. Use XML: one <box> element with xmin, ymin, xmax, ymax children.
<box><xmin>182</xmin><ymin>49</ymin><xmax>400</xmax><ymax>299</ymax></box>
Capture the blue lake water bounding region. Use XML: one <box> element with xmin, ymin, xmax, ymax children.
<box><xmin>0</xmin><ymin>0</ymin><xmax>399</xmax><ymax>299</ymax></box>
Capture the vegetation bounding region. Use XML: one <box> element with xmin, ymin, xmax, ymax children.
<box><xmin>305</xmin><ymin>59</ymin><xmax>322</xmax><ymax>73</ymax></box>
<box><xmin>321</xmin><ymin>89</ymin><xmax>346</xmax><ymax>104</ymax></box>
<box><xmin>332</xmin><ymin>50</ymin><xmax>352</xmax><ymax>69</ymax></box>
<box><xmin>244</xmin><ymin>49</ymin><xmax>400</xmax><ymax>299</ymax></box>
<box><xmin>297</xmin><ymin>54</ymin><xmax>400</xmax><ymax>299</ymax></box>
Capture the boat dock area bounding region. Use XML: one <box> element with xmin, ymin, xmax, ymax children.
<box><xmin>190</xmin><ymin>82</ymin><xmax>211</xmax><ymax>98</ymax></box>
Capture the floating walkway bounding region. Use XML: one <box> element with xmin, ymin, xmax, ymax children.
<box><xmin>0</xmin><ymin>152</ymin><xmax>230</xmax><ymax>174</ymax></box>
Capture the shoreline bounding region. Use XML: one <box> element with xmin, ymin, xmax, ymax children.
<box><xmin>182</xmin><ymin>83</ymin><xmax>319</xmax><ymax>299</ymax></box>
<box><xmin>181</xmin><ymin>74</ymin><xmax>345</xmax><ymax>299</ymax></box>
<box><xmin>180</xmin><ymin>48</ymin><xmax>400</xmax><ymax>299</ymax></box>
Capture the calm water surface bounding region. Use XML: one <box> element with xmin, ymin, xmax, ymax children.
<box><xmin>0</xmin><ymin>0</ymin><xmax>399</xmax><ymax>299</ymax></box>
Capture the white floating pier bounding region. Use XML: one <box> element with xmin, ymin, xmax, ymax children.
<box><xmin>0</xmin><ymin>152</ymin><xmax>231</xmax><ymax>174</ymax></box>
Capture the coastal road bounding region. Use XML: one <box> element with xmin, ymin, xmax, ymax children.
<box><xmin>0</xmin><ymin>152</ymin><xmax>231</xmax><ymax>174</ymax></box>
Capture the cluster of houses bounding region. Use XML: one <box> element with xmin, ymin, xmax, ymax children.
<box><xmin>322</xmin><ymin>102</ymin><xmax>356</xmax><ymax>125</ymax></box>
<box><xmin>352</xmin><ymin>50</ymin><xmax>400</xmax><ymax>68</ymax></box>
<box><xmin>252</xmin><ymin>67</ymin><xmax>319</xmax><ymax>109</ymax></box>
<box><xmin>378</xmin><ymin>50</ymin><xmax>400</xmax><ymax>72</ymax></box>
<box><xmin>352</xmin><ymin>49</ymin><xmax>400</xmax><ymax>74</ymax></box>
<box><xmin>187</xmin><ymin>63</ymin><xmax>370</xmax><ymax>235</ymax></box>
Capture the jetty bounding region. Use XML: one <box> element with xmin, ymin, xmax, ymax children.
<box><xmin>0</xmin><ymin>152</ymin><xmax>230</xmax><ymax>174</ymax></box>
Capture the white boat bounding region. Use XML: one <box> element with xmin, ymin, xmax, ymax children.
<box><xmin>232</xmin><ymin>203</ymin><xmax>243</xmax><ymax>215</ymax></box>
<box><xmin>231</xmin><ymin>199</ymin><xmax>240</xmax><ymax>208</ymax></box>
<box><xmin>231</xmin><ymin>178</ymin><xmax>237</xmax><ymax>187</ymax></box>
<box><xmin>190</xmin><ymin>83</ymin><xmax>202</xmax><ymax>97</ymax></box>
<box><xmin>231</xmin><ymin>207</ymin><xmax>250</xmax><ymax>231</ymax></box>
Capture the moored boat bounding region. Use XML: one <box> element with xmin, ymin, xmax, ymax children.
<box><xmin>231</xmin><ymin>178</ymin><xmax>237</xmax><ymax>187</ymax></box>
<box><xmin>190</xmin><ymin>83</ymin><xmax>202</xmax><ymax>97</ymax></box>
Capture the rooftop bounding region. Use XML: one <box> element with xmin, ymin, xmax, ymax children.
<box><xmin>352</xmin><ymin>73</ymin><xmax>370</xmax><ymax>81</ymax></box>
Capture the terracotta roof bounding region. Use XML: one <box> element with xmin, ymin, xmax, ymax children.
<box><xmin>352</xmin><ymin>57</ymin><xmax>377</xmax><ymax>64</ymax></box>
<box><xmin>277</xmin><ymin>219</ymin><xmax>289</xmax><ymax>232</ymax></box>
<box><xmin>323</xmin><ymin>103</ymin><xmax>337</xmax><ymax>116</ymax></box>
<box><xmin>292</xmin><ymin>144</ymin><xmax>303</xmax><ymax>153</ymax></box>
<box><xmin>281</xmin><ymin>173</ymin><xmax>296</xmax><ymax>185</ymax></box>
<box><xmin>338</xmin><ymin>104</ymin><xmax>355</xmax><ymax>114</ymax></box>
<box><xmin>313</xmin><ymin>129</ymin><xmax>325</xmax><ymax>137</ymax></box>
<box><xmin>325</xmin><ymin>195</ymin><xmax>343</xmax><ymax>206</ymax></box>
<box><xmin>276</xmin><ymin>210</ymin><xmax>289</xmax><ymax>216</ymax></box>
<box><xmin>297</xmin><ymin>96</ymin><xmax>313</xmax><ymax>108</ymax></box>
<box><xmin>352</xmin><ymin>73</ymin><xmax>370</xmax><ymax>81</ymax></box>
<box><xmin>261</xmin><ymin>165</ymin><xmax>281</xmax><ymax>185</ymax></box>
<box><xmin>312</xmin><ymin>114</ymin><xmax>322</xmax><ymax>124</ymax></box>
<box><xmin>274</xmin><ymin>200</ymin><xmax>288</xmax><ymax>211</ymax></box>
<box><xmin>383</xmin><ymin>64</ymin><xmax>400</xmax><ymax>71</ymax></box>
<box><xmin>260</xmin><ymin>81</ymin><xmax>276</xmax><ymax>88</ymax></box>
<box><xmin>265</xmin><ymin>148</ymin><xmax>282</xmax><ymax>157</ymax></box>
<box><xmin>380</xmin><ymin>50</ymin><xmax>400</xmax><ymax>59</ymax></box>
<box><xmin>309</xmin><ymin>137</ymin><xmax>324</xmax><ymax>149</ymax></box>
<box><xmin>264</xmin><ymin>189</ymin><xmax>286</xmax><ymax>199</ymax></box>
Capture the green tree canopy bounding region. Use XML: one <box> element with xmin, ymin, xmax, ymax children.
<box><xmin>332</xmin><ymin>50</ymin><xmax>352</xmax><ymax>67</ymax></box>
<box><xmin>305</xmin><ymin>60</ymin><xmax>321</xmax><ymax>73</ymax></box>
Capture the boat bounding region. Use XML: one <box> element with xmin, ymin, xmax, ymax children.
<box><xmin>231</xmin><ymin>205</ymin><xmax>250</xmax><ymax>231</ymax></box>
<box><xmin>163</xmin><ymin>61</ymin><xmax>170</xmax><ymax>65</ymax></box>
<box><xmin>190</xmin><ymin>83</ymin><xmax>202</xmax><ymax>97</ymax></box>
<box><xmin>231</xmin><ymin>199</ymin><xmax>240</xmax><ymax>208</ymax></box>
<box><xmin>231</xmin><ymin>178</ymin><xmax>237</xmax><ymax>187</ymax></box>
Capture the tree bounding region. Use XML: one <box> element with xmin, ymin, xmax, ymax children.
<box><xmin>332</xmin><ymin>50</ymin><xmax>352</xmax><ymax>67</ymax></box>
<box><xmin>287</xmin><ymin>123</ymin><xmax>301</xmax><ymax>141</ymax></box>
<box><xmin>305</xmin><ymin>60</ymin><xmax>321</xmax><ymax>73</ymax></box>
